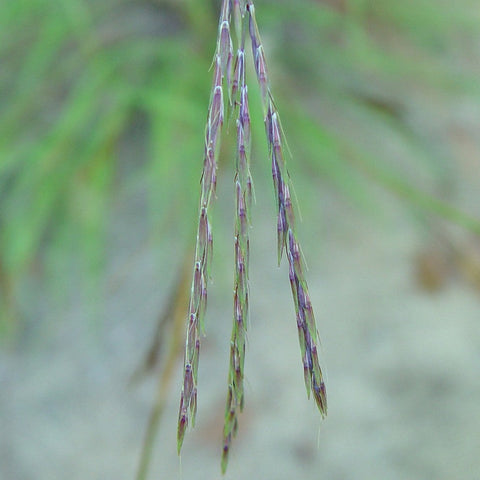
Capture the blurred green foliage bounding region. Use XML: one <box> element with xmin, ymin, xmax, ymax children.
<box><xmin>1</xmin><ymin>0</ymin><xmax>479</xmax><ymax>329</ymax></box>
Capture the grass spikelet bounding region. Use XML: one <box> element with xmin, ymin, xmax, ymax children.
<box><xmin>222</xmin><ymin>5</ymin><xmax>252</xmax><ymax>471</ymax></box>
<box><xmin>178</xmin><ymin>0</ymin><xmax>326</xmax><ymax>471</ymax></box>
<box><xmin>246</xmin><ymin>0</ymin><xmax>327</xmax><ymax>417</ymax></box>
<box><xmin>177</xmin><ymin>0</ymin><xmax>232</xmax><ymax>455</ymax></box>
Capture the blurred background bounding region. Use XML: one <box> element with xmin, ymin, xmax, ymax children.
<box><xmin>1</xmin><ymin>0</ymin><xmax>480</xmax><ymax>479</ymax></box>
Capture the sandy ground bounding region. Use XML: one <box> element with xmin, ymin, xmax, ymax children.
<box><xmin>2</xmin><ymin>19</ymin><xmax>480</xmax><ymax>477</ymax></box>
<box><xmin>2</xmin><ymin>168</ymin><xmax>480</xmax><ymax>480</ymax></box>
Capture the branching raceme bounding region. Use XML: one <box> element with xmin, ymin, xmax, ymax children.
<box><xmin>177</xmin><ymin>0</ymin><xmax>327</xmax><ymax>472</ymax></box>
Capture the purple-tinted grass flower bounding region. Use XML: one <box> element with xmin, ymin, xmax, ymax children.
<box><xmin>246</xmin><ymin>0</ymin><xmax>327</xmax><ymax>417</ymax></box>
<box><xmin>177</xmin><ymin>0</ymin><xmax>232</xmax><ymax>455</ymax></box>
<box><xmin>178</xmin><ymin>0</ymin><xmax>326</xmax><ymax>472</ymax></box>
<box><xmin>221</xmin><ymin>6</ymin><xmax>252</xmax><ymax>469</ymax></box>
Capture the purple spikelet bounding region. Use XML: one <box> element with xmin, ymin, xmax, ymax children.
<box><xmin>177</xmin><ymin>0</ymin><xmax>326</xmax><ymax>473</ymax></box>
<box><xmin>177</xmin><ymin>0</ymin><xmax>232</xmax><ymax>454</ymax></box>
<box><xmin>246</xmin><ymin>0</ymin><xmax>327</xmax><ymax>416</ymax></box>
<box><xmin>222</xmin><ymin>4</ymin><xmax>253</xmax><ymax>471</ymax></box>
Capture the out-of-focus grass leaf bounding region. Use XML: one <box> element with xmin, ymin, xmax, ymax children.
<box><xmin>1</xmin><ymin>0</ymin><xmax>479</xmax><ymax>328</ymax></box>
<box><xmin>0</xmin><ymin>0</ymin><xmax>217</xmax><ymax>326</ymax></box>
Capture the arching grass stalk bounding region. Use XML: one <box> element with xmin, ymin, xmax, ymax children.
<box><xmin>177</xmin><ymin>0</ymin><xmax>232</xmax><ymax>453</ymax></box>
<box><xmin>221</xmin><ymin>0</ymin><xmax>253</xmax><ymax>472</ymax></box>
<box><xmin>177</xmin><ymin>0</ymin><xmax>327</xmax><ymax>471</ymax></box>
<box><xmin>246</xmin><ymin>1</ymin><xmax>327</xmax><ymax>413</ymax></box>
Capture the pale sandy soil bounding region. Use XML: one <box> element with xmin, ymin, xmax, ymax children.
<box><xmin>2</xmin><ymin>31</ymin><xmax>480</xmax><ymax>480</ymax></box>
<box><xmin>2</xmin><ymin>162</ymin><xmax>480</xmax><ymax>480</ymax></box>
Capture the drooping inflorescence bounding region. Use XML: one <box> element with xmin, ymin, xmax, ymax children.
<box><xmin>177</xmin><ymin>0</ymin><xmax>326</xmax><ymax>472</ymax></box>
<box><xmin>221</xmin><ymin>0</ymin><xmax>254</xmax><ymax>472</ymax></box>
<box><xmin>246</xmin><ymin>0</ymin><xmax>327</xmax><ymax>415</ymax></box>
<box><xmin>177</xmin><ymin>0</ymin><xmax>231</xmax><ymax>453</ymax></box>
